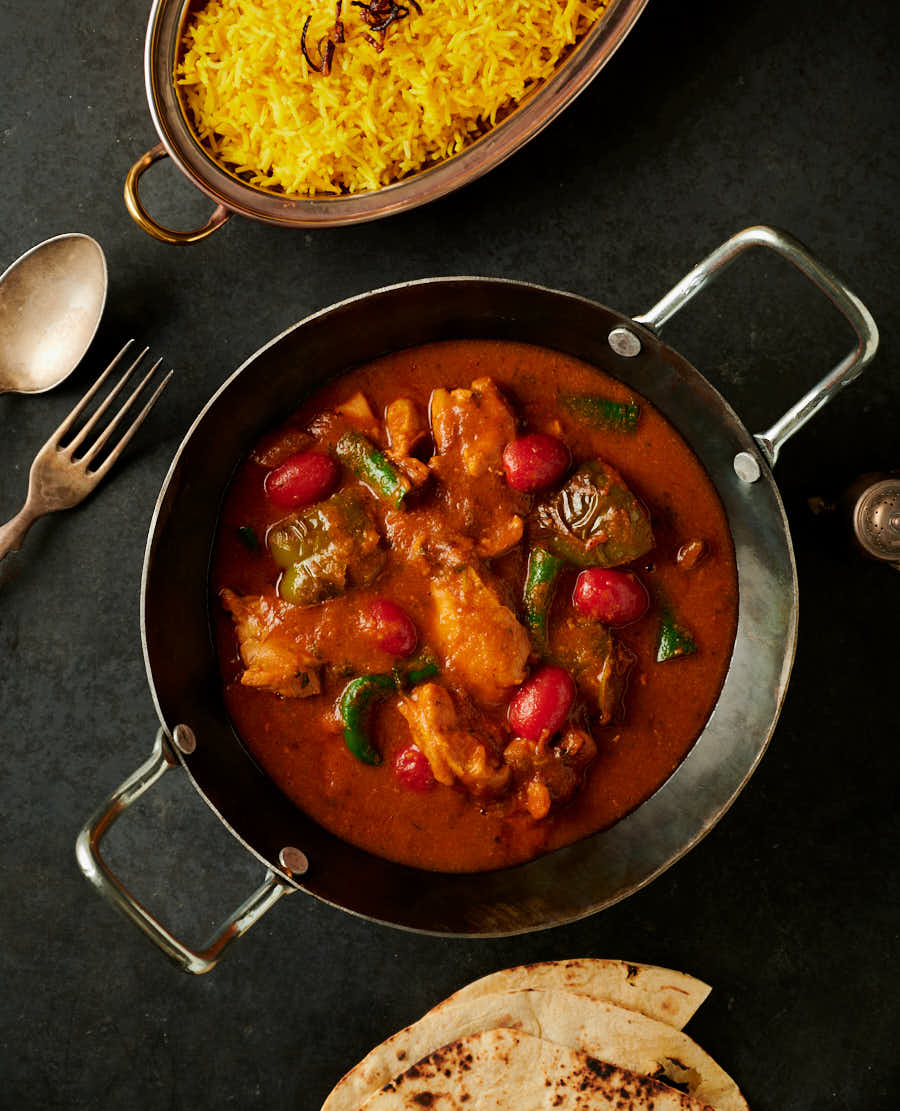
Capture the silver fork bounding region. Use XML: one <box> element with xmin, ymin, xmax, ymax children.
<box><xmin>0</xmin><ymin>340</ymin><xmax>173</xmax><ymax>560</ymax></box>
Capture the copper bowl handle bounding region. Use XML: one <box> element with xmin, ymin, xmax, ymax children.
<box><xmin>125</xmin><ymin>143</ymin><xmax>232</xmax><ymax>245</ymax></box>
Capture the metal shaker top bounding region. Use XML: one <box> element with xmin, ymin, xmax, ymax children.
<box><xmin>852</xmin><ymin>477</ymin><xmax>900</xmax><ymax>564</ymax></box>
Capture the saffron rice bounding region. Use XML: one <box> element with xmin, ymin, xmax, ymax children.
<box><xmin>176</xmin><ymin>0</ymin><xmax>609</xmax><ymax>196</ymax></box>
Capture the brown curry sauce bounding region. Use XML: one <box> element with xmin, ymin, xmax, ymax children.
<box><xmin>211</xmin><ymin>340</ymin><xmax>738</xmax><ymax>872</ymax></box>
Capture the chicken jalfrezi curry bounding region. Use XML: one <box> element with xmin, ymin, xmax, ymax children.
<box><xmin>213</xmin><ymin>340</ymin><xmax>738</xmax><ymax>872</ymax></box>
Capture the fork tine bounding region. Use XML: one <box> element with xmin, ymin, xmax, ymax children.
<box><xmin>80</xmin><ymin>357</ymin><xmax>164</xmax><ymax>466</ymax></box>
<box><xmin>91</xmin><ymin>370</ymin><xmax>174</xmax><ymax>478</ymax></box>
<box><xmin>65</xmin><ymin>345</ymin><xmax>150</xmax><ymax>454</ymax></box>
<box><xmin>52</xmin><ymin>340</ymin><xmax>135</xmax><ymax>444</ymax></box>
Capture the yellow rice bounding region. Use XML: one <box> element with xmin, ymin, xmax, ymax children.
<box><xmin>176</xmin><ymin>0</ymin><xmax>609</xmax><ymax>196</ymax></box>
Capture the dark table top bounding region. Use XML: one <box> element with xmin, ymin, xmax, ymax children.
<box><xmin>1</xmin><ymin>0</ymin><xmax>898</xmax><ymax>1108</ymax></box>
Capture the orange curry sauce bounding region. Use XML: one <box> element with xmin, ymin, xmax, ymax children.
<box><xmin>211</xmin><ymin>340</ymin><xmax>738</xmax><ymax>872</ymax></box>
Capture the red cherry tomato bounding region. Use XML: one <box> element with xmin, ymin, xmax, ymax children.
<box><xmin>502</xmin><ymin>434</ymin><xmax>570</xmax><ymax>492</ymax></box>
<box><xmin>265</xmin><ymin>452</ymin><xmax>339</xmax><ymax>509</ymax></box>
<box><xmin>394</xmin><ymin>744</ymin><xmax>435</xmax><ymax>792</ymax></box>
<box><xmin>573</xmin><ymin>568</ymin><xmax>649</xmax><ymax>627</ymax></box>
<box><xmin>367</xmin><ymin>599</ymin><xmax>418</xmax><ymax>657</ymax></box>
<box><xmin>508</xmin><ymin>666</ymin><xmax>575</xmax><ymax>741</ymax></box>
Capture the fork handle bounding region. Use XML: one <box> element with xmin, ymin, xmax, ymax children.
<box><xmin>0</xmin><ymin>504</ymin><xmax>41</xmax><ymax>560</ymax></box>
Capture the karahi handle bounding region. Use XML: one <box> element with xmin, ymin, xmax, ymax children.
<box><xmin>635</xmin><ymin>225</ymin><xmax>879</xmax><ymax>482</ymax></box>
<box><xmin>75</xmin><ymin>728</ymin><xmax>292</xmax><ymax>974</ymax></box>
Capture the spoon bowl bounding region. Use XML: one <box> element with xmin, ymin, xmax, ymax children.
<box><xmin>0</xmin><ymin>233</ymin><xmax>108</xmax><ymax>395</ymax></box>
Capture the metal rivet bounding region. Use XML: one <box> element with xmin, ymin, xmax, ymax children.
<box><xmin>734</xmin><ymin>451</ymin><xmax>761</xmax><ymax>484</ymax></box>
<box><xmin>608</xmin><ymin>326</ymin><xmax>642</xmax><ymax>358</ymax></box>
<box><xmin>890</xmin><ymin>514</ymin><xmax>900</xmax><ymax>533</ymax></box>
<box><xmin>172</xmin><ymin>724</ymin><xmax>196</xmax><ymax>754</ymax></box>
<box><xmin>279</xmin><ymin>847</ymin><xmax>309</xmax><ymax>876</ymax></box>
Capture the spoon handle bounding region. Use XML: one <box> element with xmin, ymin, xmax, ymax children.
<box><xmin>0</xmin><ymin>503</ymin><xmax>42</xmax><ymax>560</ymax></box>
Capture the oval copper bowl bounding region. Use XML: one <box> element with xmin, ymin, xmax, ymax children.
<box><xmin>126</xmin><ymin>0</ymin><xmax>650</xmax><ymax>242</ymax></box>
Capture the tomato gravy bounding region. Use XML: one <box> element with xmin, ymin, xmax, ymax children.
<box><xmin>211</xmin><ymin>340</ymin><xmax>738</xmax><ymax>872</ymax></box>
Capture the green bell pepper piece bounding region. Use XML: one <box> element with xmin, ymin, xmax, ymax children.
<box><xmin>656</xmin><ymin>610</ymin><xmax>697</xmax><ymax>662</ymax></box>
<box><xmin>534</xmin><ymin>460</ymin><xmax>654</xmax><ymax>569</ymax></box>
<box><xmin>268</xmin><ymin>490</ymin><xmax>384</xmax><ymax>607</ymax></box>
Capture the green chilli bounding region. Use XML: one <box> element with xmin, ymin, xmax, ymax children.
<box><xmin>523</xmin><ymin>547</ymin><xmax>564</xmax><ymax>656</ymax></box>
<box><xmin>336</xmin><ymin>432</ymin><xmax>410</xmax><ymax>509</ymax></box>
<box><xmin>340</xmin><ymin>658</ymin><xmax>439</xmax><ymax>764</ymax></box>
<box><xmin>340</xmin><ymin>673</ymin><xmax>398</xmax><ymax>765</ymax></box>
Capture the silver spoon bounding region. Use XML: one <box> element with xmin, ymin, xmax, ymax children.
<box><xmin>0</xmin><ymin>233</ymin><xmax>108</xmax><ymax>395</ymax></box>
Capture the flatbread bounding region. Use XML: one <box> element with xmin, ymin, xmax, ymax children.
<box><xmin>321</xmin><ymin>989</ymin><xmax>747</xmax><ymax>1111</ymax></box>
<box><xmin>361</xmin><ymin>1028</ymin><xmax>714</xmax><ymax>1110</ymax></box>
<box><xmin>429</xmin><ymin>959</ymin><xmax>710</xmax><ymax>1030</ymax></box>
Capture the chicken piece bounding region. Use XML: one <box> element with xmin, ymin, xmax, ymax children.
<box><xmin>430</xmin><ymin>377</ymin><xmax>517</xmax><ymax>477</ymax></box>
<box><xmin>221</xmin><ymin>589</ymin><xmax>321</xmax><ymax>699</ymax></box>
<box><xmin>477</xmin><ymin>513</ymin><xmax>523</xmax><ymax>558</ymax></box>
<box><xmin>394</xmin><ymin>455</ymin><xmax>430</xmax><ymax>487</ymax></box>
<box><xmin>383</xmin><ymin>508</ymin><xmax>476</xmax><ymax>574</ymax></box>
<box><xmin>384</xmin><ymin>500</ymin><xmax>519</xmax><ymax>573</ymax></box>
<box><xmin>397</xmin><ymin>683</ymin><xmax>510</xmax><ymax>796</ymax></box>
<box><xmin>591</xmin><ymin>640</ymin><xmax>637</xmax><ymax>723</ymax></box>
<box><xmin>428</xmin><ymin>377</ymin><xmax>525</xmax><ymax>559</ymax></box>
<box><xmin>384</xmin><ymin>398</ymin><xmax>431</xmax><ymax>487</ymax></box>
<box><xmin>552</xmin><ymin>617</ymin><xmax>635</xmax><ymax>724</ymax></box>
<box><xmin>504</xmin><ymin>727</ymin><xmax>598</xmax><ymax>819</ymax></box>
<box><xmin>307</xmin><ymin>391</ymin><xmax>381</xmax><ymax>450</ymax></box>
<box><xmin>430</xmin><ymin>565</ymin><xmax>530</xmax><ymax>705</ymax></box>
<box><xmin>386</xmin><ymin>397</ymin><xmax>428</xmax><ymax>459</ymax></box>
<box><xmin>335</xmin><ymin>391</ymin><xmax>380</xmax><ymax>440</ymax></box>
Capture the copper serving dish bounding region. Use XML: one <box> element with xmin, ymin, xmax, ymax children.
<box><xmin>124</xmin><ymin>0</ymin><xmax>650</xmax><ymax>243</ymax></box>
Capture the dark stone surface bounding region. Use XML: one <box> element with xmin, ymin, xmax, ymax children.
<box><xmin>0</xmin><ymin>0</ymin><xmax>897</xmax><ymax>1108</ymax></box>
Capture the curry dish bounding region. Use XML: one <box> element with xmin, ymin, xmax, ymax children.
<box><xmin>212</xmin><ymin>340</ymin><xmax>738</xmax><ymax>872</ymax></box>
